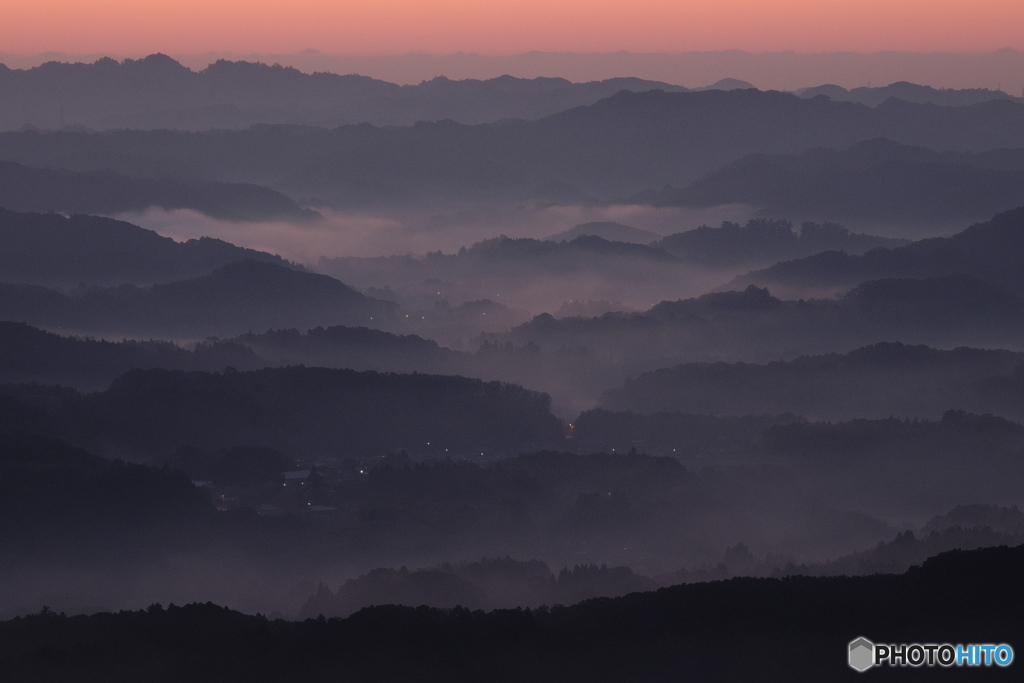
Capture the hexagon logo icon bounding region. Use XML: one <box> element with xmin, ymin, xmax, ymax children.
<box><xmin>849</xmin><ymin>637</ymin><xmax>875</xmax><ymax>672</ymax></box>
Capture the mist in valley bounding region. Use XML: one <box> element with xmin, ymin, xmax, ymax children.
<box><xmin>120</xmin><ymin>202</ymin><xmax>757</xmax><ymax>268</ymax></box>
<box><xmin>2</xmin><ymin>51</ymin><xmax>1024</xmax><ymax>680</ymax></box>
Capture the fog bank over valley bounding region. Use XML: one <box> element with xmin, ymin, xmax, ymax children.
<box><xmin>122</xmin><ymin>203</ymin><xmax>758</xmax><ymax>263</ymax></box>
<box><xmin>2</xmin><ymin>57</ymin><xmax>1024</xmax><ymax>680</ymax></box>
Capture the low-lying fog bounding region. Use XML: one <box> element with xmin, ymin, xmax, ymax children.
<box><xmin>121</xmin><ymin>202</ymin><xmax>757</xmax><ymax>264</ymax></box>
<box><xmin>118</xmin><ymin>202</ymin><xmax>762</xmax><ymax>320</ymax></box>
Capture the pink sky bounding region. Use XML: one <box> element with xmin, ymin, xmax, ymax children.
<box><xmin>2</xmin><ymin>0</ymin><xmax>1023</xmax><ymax>55</ymax></box>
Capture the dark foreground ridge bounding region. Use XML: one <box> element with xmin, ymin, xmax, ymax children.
<box><xmin>1</xmin><ymin>544</ymin><xmax>1020</xmax><ymax>682</ymax></box>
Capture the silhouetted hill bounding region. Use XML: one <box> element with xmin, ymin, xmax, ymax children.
<box><xmin>840</xmin><ymin>274</ymin><xmax>1024</xmax><ymax>326</ymax></box>
<box><xmin>729</xmin><ymin>206</ymin><xmax>1024</xmax><ymax>297</ymax></box>
<box><xmin>40</xmin><ymin>366</ymin><xmax>561</xmax><ymax>459</ymax></box>
<box><xmin>5</xmin><ymin>89</ymin><xmax>1024</xmax><ymax>206</ymax></box>
<box><xmin>0</xmin><ymin>321</ymin><xmax>258</xmax><ymax>389</ymax></box>
<box><xmin>300</xmin><ymin>558</ymin><xmax>654</xmax><ymax>618</ymax></box>
<box><xmin>0</xmin><ymin>54</ymin><xmax>687</xmax><ymax>131</ymax></box>
<box><xmin>762</xmin><ymin>409</ymin><xmax>1024</xmax><ymax>461</ymax></box>
<box><xmin>0</xmin><ymin>160</ymin><xmax>316</xmax><ymax>221</ymax></box>
<box><xmin>651</xmin><ymin>217</ymin><xmax>906</xmax><ymax>267</ymax></box>
<box><xmin>804</xmin><ymin>527</ymin><xmax>1024</xmax><ymax>578</ymax></box>
<box><xmin>231</xmin><ymin>326</ymin><xmax>461</xmax><ymax>375</ymax></box>
<box><xmin>496</xmin><ymin>275</ymin><xmax>1024</xmax><ymax>367</ymax></box>
<box><xmin>665</xmin><ymin>500</ymin><xmax>1024</xmax><ymax>581</ymax></box>
<box><xmin>0</xmin><ymin>208</ymin><xmax>294</xmax><ymax>287</ymax></box>
<box><xmin>0</xmin><ymin>259</ymin><xmax>397</xmax><ymax>337</ymax></box>
<box><xmin>698</xmin><ymin>78</ymin><xmax>755</xmax><ymax>91</ymax></box>
<box><xmin>601</xmin><ymin>342</ymin><xmax>1024</xmax><ymax>420</ymax></box>
<box><xmin>520</xmin><ymin>88</ymin><xmax>1024</xmax><ymax>196</ymax></box>
<box><xmin>0</xmin><ymin>431</ymin><xmax>213</xmax><ymax>555</ymax></box>
<box><xmin>797</xmin><ymin>81</ymin><xmax>1023</xmax><ymax>108</ymax></box>
<box><xmin>682</xmin><ymin>520</ymin><xmax>1024</xmax><ymax>582</ymax></box>
<box><xmin>1</xmin><ymin>544</ymin><xmax>1021</xmax><ymax>681</ymax></box>
<box><xmin>639</xmin><ymin>139</ymin><xmax>1024</xmax><ymax>226</ymax></box>
<box><xmin>0</xmin><ymin>319</ymin><xmax>600</xmax><ymax>415</ymax></box>
<box><xmin>544</xmin><ymin>221</ymin><xmax>662</xmax><ymax>244</ymax></box>
<box><xmin>2</xmin><ymin>411</ymin><xmax>1021</xmax><ymax>619</ymax></box>
<box><xmin>922</xmin><ymin>504</ymin><xmax>1024</xmax><ymax>536</ymax></box>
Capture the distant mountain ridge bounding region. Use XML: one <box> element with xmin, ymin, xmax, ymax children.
<box><xmin>797</xmin><ymin>81</ymin><xmax>1023</xmax><ymax>108</ymax></box>
<box><xmin>4</xmin><ymin>88</ymin><xmax>1024</xmax><ymax>206</ymax></box>
<box><xmin>4</xmin><ymin>55</ymin><xmax>1019</xmax><ymax>135</ymax></box>
<box><xmin>0</xmin><ymin>53</ymin><xmax>689</xmax><ymax>131</ymax></box>
<box><xmin>636</xmin><ymin>139</ymin><xmax>1024</xmax><ymax>226</ymax></box>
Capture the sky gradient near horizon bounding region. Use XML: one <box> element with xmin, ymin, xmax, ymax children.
<box><xmin>2</xmin><ymin>0</ymin><xmax>1023</xmax><ymax>55</ymax></box>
